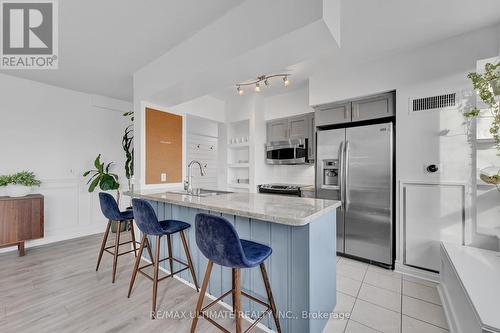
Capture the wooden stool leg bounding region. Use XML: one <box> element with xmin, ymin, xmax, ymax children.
<box><xmin>166</xmin><ymin>234</ymin><xmax>174</xmax><ymax>275</ymax></box>
<box><xmin>96</xmin><ymin>220</ymin><xmax>112</xmax><ymax>271</ymax></box>
<box><xmin>17</xmin><ymin>241</ymin><xmax>25</xmax><ymax>257</ymax></box>
<box><xmin>190</xmin><ymin>260</ymin><xmax>213</xmax><ymax>333</ymax></box>
<box><xmin>129</xmin><ymin>221</ymin><xmax>138</xmax><ymax>257</ymax></box>
<box><xmin>233</xmin><ymin>268</ymin><xmax>242</xmax><ymax>333</ymax></box>
<box><xmin>260</xmin><ymin>263</ymin><xmax>281</xmax><ymax>333</ymax></box>
<box><xmin>180</xmin><ymin>231</ymin><xmax>199</xmax><ymax>291</ymax></box>
<box><xmin>112</xmin><ymin>221</ymin><xmax>122</xmax><ymax>283</ymax></box>
<box><xmin>151</xmin><ymin>235</ymin><xmax>161</xmax><ymax>319</ymax></box>
<box><xmin>128</xmin><ymin>234</ymin><xmax>147</xmax><ymax>298</ymax></box>
<box><xmin>232</xmin><ymin>268</ymin><xmax>236</xmax><ymax>314</ymax></box>
<box><xmin>145</xmin><ymin>236</ymin><xmax>154</xmax><ymax>264</ymax></box>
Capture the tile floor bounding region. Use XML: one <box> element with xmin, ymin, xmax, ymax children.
<box><xmin>323</xmin><ymin>257</ymin><xmax>449</xmax><ymax>333</ymax></box>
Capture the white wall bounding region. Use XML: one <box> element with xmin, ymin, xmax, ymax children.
<box><xmin>0</xmin><ymin>73</ymin><xmax>131</xmax><ymax>252</ymax></box>
<box><xmin>310</xmin><ymin>24</ymin><xmax>500</xmax><ymax>264</ymax></box>
<box><xmin>264</xmin><ymin>83</ymin><xmax>312</xmax><ymax>120</ymax></box>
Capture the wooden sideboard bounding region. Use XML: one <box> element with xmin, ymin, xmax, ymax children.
<box><xmin>0</xmin><ymin>194</ymin><xmax>44</xmax><ymax>256</ymax></box>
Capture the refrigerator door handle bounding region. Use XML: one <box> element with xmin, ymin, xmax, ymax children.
<box><xmin>345</xmin><ymin>140</ymin><xmax>350</xmax><ymax>209</ymax></box>
<box><xmin>339</xmin><ymin>141</ymin><xmax>345</xmax><ymax>205</ymax></box>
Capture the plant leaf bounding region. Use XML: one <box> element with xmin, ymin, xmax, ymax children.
<box><xmin>94</xmin><ymin>154</ymin><xmax>101</xmax><ymax>170</ymax></box>
<box><xmin>88</xmin><ymin>176</ymin><xmax>100</xmax><ymax>192</ymax></box>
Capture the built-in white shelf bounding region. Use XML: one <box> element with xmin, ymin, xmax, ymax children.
<box><xmin>228</xmin><ymin>142</ymin><xmax>249</xmax><ymax>149</ymax></box>
<box><xmin>226</xmin><ymin>119</ymin><xmax>253</xmax><ymax>192</ymax></box>
<box><xmin>227</xmin><ymin>163</ymin><xmax>249</xmax><ymax>168</ymax></box>
<box><xmin>228</xmin><ymin>183</ymin><xmax>250</xmax><ymax>189</ymax></box>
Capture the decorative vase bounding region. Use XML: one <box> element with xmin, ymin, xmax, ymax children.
<box><xmin>7</xmin><ymin>185</ymin><xmax>33</xmax><ymax>197</ymax></box>
<box><xmin>491</xmin><ymin>78</ymin><xmax>500</xmax><ymax>96</ymax></box>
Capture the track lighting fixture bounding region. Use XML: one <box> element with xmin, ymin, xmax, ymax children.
<box><xmin>235</xmin><ymin>73</ymin><xmax>291</xmax><ymax>95</ymax></box>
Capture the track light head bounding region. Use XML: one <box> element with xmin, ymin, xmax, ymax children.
<box><xmin>283</xmin><ymin>76</ymin><xmax>290</xmax><ymax>87</ymax></box>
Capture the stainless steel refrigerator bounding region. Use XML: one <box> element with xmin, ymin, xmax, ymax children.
<box><xmin>316</xmin><ymin>122</ymin><xmax>393</xmax><ymax>266</ymax></box>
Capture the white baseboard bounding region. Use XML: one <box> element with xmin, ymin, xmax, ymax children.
<box><xmin>395</xmin><ymin>261</ymin><xmax>440</xmax><ymax>283</ymax></box>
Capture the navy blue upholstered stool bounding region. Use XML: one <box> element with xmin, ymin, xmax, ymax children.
<box><xmin>191</xmin><ymin>213</ymin><xmax>281</xmax><ymax>333</ymax></box>
<box><xmin>128</xmin><ymin>198</ymin><xmax>199</xmax><ymax>318</ymax></box>
<box><xmin>97</xmin><ymin>192</ymin><xmax>138</xmax><ymax>283</ymax></box>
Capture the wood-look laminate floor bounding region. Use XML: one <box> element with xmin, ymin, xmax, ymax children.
<box><xmin>0</xmin><ymin>233</ymin><xmax>265</xmax><ymax>333</ymax></box>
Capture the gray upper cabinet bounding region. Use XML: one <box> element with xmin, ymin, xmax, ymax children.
<box><xmin>266</xmin><ymin>113</ymin><xmax>314</xmax><ymax>143</ymax></box>
<box><xmin>352</xmin><ymin>93</ymin><xmax>394</xmax><ymax>121</ymax></box>
<box><xmin>289</xmin><ymin>114</ymin><xmax>310</xmax><ymax>140</ymax></box>
<box><xmin>266</xmin><ymin>112</ymin><xmax>315</xmax><ymax>162</ymax></box>
<box><xmin>315</xmin><ymin>102</ymin><xmax>351</xmax><ymax>127</ymax></box>
<box><xmin>314</xmin><ymin>91</ymin><xmax>395</xmax><ymax>126</ymax></box>
<box><xmin>267</xmin><ymin>119</ymin><xmax>288</xmax><ymax>142</ymax></box>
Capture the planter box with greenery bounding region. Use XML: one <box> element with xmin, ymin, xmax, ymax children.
<box><xmin>0</xmin><ymin>171</ymin><xmax>41</xmax><ymax>197</ymax></box>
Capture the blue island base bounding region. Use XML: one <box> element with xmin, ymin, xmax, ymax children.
<box><xmin>144</xmin><ymin>200</ymin><xmax>337</xmax><ymax>333</ymax></box>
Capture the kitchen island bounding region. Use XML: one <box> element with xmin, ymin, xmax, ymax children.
<box><xmin>125</xmin><ymin>190</ymin><xmax>340</xmax><ymax>333</ymax></box>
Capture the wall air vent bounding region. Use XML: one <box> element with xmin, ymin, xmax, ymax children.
<box><xmin>411</xmin><ymin>93</ymin><xmax>456</xmax><ymax>112</ymax></box>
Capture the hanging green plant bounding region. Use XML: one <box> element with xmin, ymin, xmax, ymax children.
<box><xmin>465</xmin><ymin>62</ymin><xmax>500</xmax><ymax>147</ymax></box>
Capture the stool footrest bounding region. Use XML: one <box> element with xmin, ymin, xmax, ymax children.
<box><xmin>199</xmin><ymin>288</ymin><xmax>272</xmax><ymax>333</ymax></box>
<box><xmin>104</xmin><ymin>248</ymin><xmax>137</xmax><ymax>256</ymax></box>
<box><xmin>104</xmin><ymin>240</ymin><xmax>138</xmax><ymax>250</ymax></box>
<box><xmin>136</xmin><ymin>256</ymin><xmax>191</xmax><ymax>282</ymax></box>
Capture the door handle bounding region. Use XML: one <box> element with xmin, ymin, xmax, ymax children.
<box><xmin>339</xmin><ymin>141</ymin><xmax>345</xmax><ymax>205</ymax></box>
<box><xmin>344</xmin><ymin>141</ymin><xmax>350</xmax><ymax>210</ymax></box>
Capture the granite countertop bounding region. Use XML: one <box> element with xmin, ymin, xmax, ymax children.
<box><xmin>124</xmin><ymin>190</ymin><xmax>340</xmax><ymax>226</ymax></box>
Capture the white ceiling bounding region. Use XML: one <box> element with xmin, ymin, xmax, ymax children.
<box><xmin>2</xmin><ymin>0</ymin><xmax>500</xmax><ymax>102</ymax></box>
<box><xmin>337</xmin><ymin>0</ymin><xmax>500</xmax><ymax>64</ymax></box>
<box><xmin>0</xmin><ymin>0</ymin><xmax>243</xmax><ymax>101</ymax></box>
<box><xmin>210</xmin><ymin>0</ymin><xmax>500</xmax><ymax>101</ymax></box>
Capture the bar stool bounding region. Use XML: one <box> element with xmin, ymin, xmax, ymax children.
<box><xmin>191</xmin><ymin>213</ymin><xmax>281</xmax><ymax>333</ymax></box>
<box><xmin>97</xmin><ymin>192</ymin><xmax>138</xmax><ymax>283</ymax></box>
<box><xmin>128</xmin><ymin>198</ymin><xmax>199</xmax><ymax>318</ymax></box>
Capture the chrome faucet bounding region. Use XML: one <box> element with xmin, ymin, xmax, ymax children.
<box><xmin>184</xmin><ymin>160</ymin><xmax>205</xmax><ymax>193</ymax></box>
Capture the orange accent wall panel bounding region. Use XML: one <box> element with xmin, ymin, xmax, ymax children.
<box><xmin>145</xmin><ymin>108</ymin><xmax>183</xmax><ymax>184</ymax></box>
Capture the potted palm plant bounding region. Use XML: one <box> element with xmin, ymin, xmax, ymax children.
<box><xmin>83</xmin><ymin>154</ymin><xmax>125</xmax><ymax>232</ymax></box>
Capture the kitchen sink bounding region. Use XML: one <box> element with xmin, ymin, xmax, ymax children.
<box><xmin>166</xmin><ymin>189</ymin><xmax>233</xmax><ymax>197</ymax></box>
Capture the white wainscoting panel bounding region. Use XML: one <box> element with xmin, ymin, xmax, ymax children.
<box><xmin>402</xmin><ymin>182</ymin><xmax>465</xmax><ymax>272</ymax></box>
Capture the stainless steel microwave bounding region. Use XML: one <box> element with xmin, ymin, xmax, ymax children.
<box><xmin>265</xmin><ymin>139</ymin><xmax>310</xmax><ymax>165</ymax></box>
